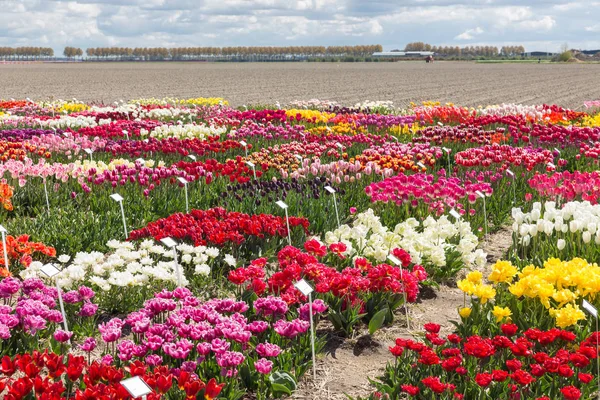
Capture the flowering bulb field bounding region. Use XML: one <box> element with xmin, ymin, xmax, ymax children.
<box><xmin>0</xmin><ymin>97</ymin><xmax>599</xmax><ymax>399</ymax></box>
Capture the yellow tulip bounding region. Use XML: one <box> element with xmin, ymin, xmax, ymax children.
<box><xmin>492</xmin><ymin>306</ymin><xmax>512</xmax><ymax>322</ymax></box>
<box><xmin>488</xmin><ymin>260</ymin><xmax>517</xmax><ymax>284</ymax></box>
<box><xmin>466</xmin><ymin>271</ymin><xmax>483</xmax><ymax>285</ymax></box>
<box><xmin>459</xmin><ymin>307</ymin><xmax>472</xmax><ymax>318</ymax></box>
<box><xmin>473</xmin><ymin>284</ymin><xmax>496</xmax><ymax>304</ymax></box>
<box><xmin>549</xmin><ymin>304</ymin><xmax>586</xmax><ymax>328</ymax></box>
<box><xmin>457</xmin><ymin>279</ymin><xmax>476</xmax><ymax>295</ymax></box>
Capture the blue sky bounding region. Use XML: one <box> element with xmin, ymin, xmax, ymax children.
<box><xmin>1</xmin><ymin>0</ymin><xmax>598</xmax><ymax>53</ymax></box>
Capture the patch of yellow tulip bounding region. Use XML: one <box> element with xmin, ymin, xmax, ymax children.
<box><xmin>285</xmin><ymin>109</ymin><xmax>335</xmax><ymax>123</ymax></box>
<box><xmin>56</xmin><ymin>102</ymin><xmax>89</xmax><ymax>113</ymax></box>
<box><xmin>458</xmin><ymin>258</ymin><xmax>598</xmax><ymax>328</ymax></box>
<box><xmin>580</xmin><ymin>113</ymin><xmax>600</xmax><ymax>128</ymax></box>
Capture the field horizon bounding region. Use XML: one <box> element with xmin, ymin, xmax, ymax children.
<box><xmin>1</xmin><ymin>61</ymin><xmax>598</xmax><ymax>108</ymax></box>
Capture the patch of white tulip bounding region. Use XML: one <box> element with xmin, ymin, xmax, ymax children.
<box><xmin>141</xmin><ymin>123</ymin><xmax>226</xmax><ymax>140</ymax></box>
<box><xmin>323</xmin><ymin>209</ymin><xmax>487</xmax><ymax>274</ymax></box>
<box><xmin>21</xmin><ymin>239</ymin><xmax>236</xmax><ymax>312</ymax></box>
<box><xmin>512</xmin><ymin>201</ymin><xmax>600</xmax><ymax>260</ymax></box>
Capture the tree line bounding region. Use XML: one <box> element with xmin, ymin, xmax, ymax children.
<box><xmin>404</xmin><ymin>42</ymin><xmax>526</xmax><ymax>57</ymax></box>
<box><xmin>63</xmin><ymin>47</ymin><xmax>83</xmax><ymax>58</ymax></box>
<box><xmin>81</xmin><ymin>45</ymin><xmax>383</xmax><ymax>60</ymax></box>
<box><xmin>0</xmin><ymin>47</ymin><xmax>54</xmax><ymax>59</ymax></box>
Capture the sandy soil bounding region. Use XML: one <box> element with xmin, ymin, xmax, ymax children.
<box><xmin>293</xmin><ymin>227</ymin><xmax>513</xmax><ymax>400</ymax></box>
<box><xmin>1</xmin><ymin>62</ymin><xmax>599</xmax><ymax>108</ymax></box>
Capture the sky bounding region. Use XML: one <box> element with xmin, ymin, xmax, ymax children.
<box><xmin>0</xmin><ymin>0</ymin><xmax>599</xmax><ymax>53</ymax></box>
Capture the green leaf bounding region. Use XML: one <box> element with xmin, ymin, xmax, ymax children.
<box><xmin>270</xmin><ymin>383</ymin><xmax>292</xmax><ymax>396</ymax></box>
<box><xmin>269</xmin><ymin>371</ymin><xmax>297</xmax><ymax>391</ymax></box>
<box><xmin>368</xmin><ymin>307</ymin><xmax>388</xmax><ymax>335</ymax></box>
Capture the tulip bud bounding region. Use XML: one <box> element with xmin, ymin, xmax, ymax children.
<box><xmin>557</xmin><ymin>239</ymin><xmax>566</xmax><ymax>250</ymax></box>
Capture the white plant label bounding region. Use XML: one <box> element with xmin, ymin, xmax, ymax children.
<box><xmin>437</xmin><ymin>121</ymin><xmax>444</xmax><ymax>126</ymax></box>
<box><xmin>120</xmin><ymin>376</ymin><xmax>152</xmax><ymax>398</ymax></box>
<box><xmin>324</xmin><ymin>186</ymin><xmax>336</xmax><ymax>194</ymax></box>
<box><xmin>336</xmin><ymin>143</ymin><xmax>343</xmax><ymax>150</ymax></box>
<box><xmin>136</xmin><ymin>158</ymin><xmax>145</xmax><ymax>164</ymax></box>
<box><xmin>245</xmin><ymin>161</ymin><xmax>255</xmax><ymax>168</ymax></box>
<box><xmin>548</xmin><ymin>162</ymin><xmax>556</xmax><ymax>168</ymax></box>
<box><xmin>110</xmin><ymin>193</ymin><xmax>124</xmax><ymax>202</ymax></box>
<box><xmin>583</xmin><ymin>300</ymin><xmax>598</xmax><ymax>318</ymax></box>
<box><xmin>0</xmin><ymin>225</ymin><xmax>6</xmax><ymax>233</ymax></box>
<box><xmin>476</xmin><ymin>191</ymin><xmax>485</xmax><ymax>199</ymax></box>
<box><xmin>443</xmin><ymin>147</ymin><xmax>451</xmax><ymax>153</ymax></box>
<box><xmin>40</xmin><ymin>263</ymin><xmax>61</xmax><ymax>278</ymax></box>
<box><xmin>240</xmin><ymin>140</ymin><xmax>247</xmax><ymax>147</ymax></box>
<box><xmin>177</xmin><ymin>177</ymin><xmax>188</xmax><ymax>185</ymax></box>
<box><xmin>160</xmin><ymin>237</ymin><xmax>177</xmax><ymax>248</ymax></box>
<box><xmin>187</xmin><ymin>155</ymin><xmax>197</xmax><ymax>161</ymax></box>
<box><xmin>294</xmin><ymin>279</ymin><xmax>314</xmax><ymax>296</ymax></box>
<box><xmin>554</xmin><ymin>147</ymin><xmax>561</xmax><ymax>154</ymax></box>
<box><xmin>387</xmin><ymin>254</ymin><xmax>402</xmax><ymax>266</ymax></box>
<box><xmin>417</xmin><ymin>162</ymin><xmax>426</xmax><ymax>168</ymax></box>
<box><xmin>294</xmin><ymin>155</ymin><xmax>303</xmax><ymax>161</ymax></box>
<box><xmin>83</xmin><ymin>148</ymin><xmax>93</xmax><ymax>155</ymax></box>
<box><xmin>276</xmin><ymin>200</ymin><xmax>288</xmax><ymax>209</ymax></box>
<box><xmin>506</xmin><ymin>169</ymin><xmax>514</xmax><ymax>177</ymax></box>
<box><xmin>449</xmin><ymin>209</ymin><xmax>461</xmax><ymax>220</ymax></box>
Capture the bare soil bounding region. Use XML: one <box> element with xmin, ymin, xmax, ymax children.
<box><xmin>293</xmin><ymin>227</ymin><xmax>513</xmax><ymax>399</ymax></box>
<box><xmin>1</xmin><ymin>62</ymin><xmax>599</xmax><ymax>108</ymax></box>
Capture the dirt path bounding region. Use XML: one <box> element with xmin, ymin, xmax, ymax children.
<box><xmin>293</xmin><ymin>227</ymin><xmax>513</xmax><ymax>399</ymax></box>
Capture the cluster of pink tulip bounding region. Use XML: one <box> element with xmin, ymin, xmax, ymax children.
<box><xmin>365</xmin><ymin>173</ymin><xmax>492</xmax><ymax>215</ymax></box>
<box><xmin>27</xmin><ymin>133</ymin><xmax>107</xmax><ymax>156</ymax></box>
<box><xmin>528</xmin><ymin>171</ymin><xmax>600</xmax><ymax>204</ymax></box>
<box><xmin>455</xmin><ymin>145</ymin><xmax>555</xmax><ymax>171</ymax></box>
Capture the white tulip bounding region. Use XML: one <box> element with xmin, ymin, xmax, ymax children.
<box><xmin>557</xmin><ymin>239</ymin><xmax>566</xmax><ymax>250</ymax></box>
<box><xmin>544</xmin><ymin>221</ymin><xmax>554</xmax><ymax>236</ymax></box>
<box><xmin>570</xmin><ymin>220</ymin><xmax>580</xmax><ymax>233</ymax></box>
<box><xmin>519</xmin><ymin>225</ymin><xmax>530</xmax><ymax>237</ymax></box>
<box><xmin>529</xmin><ymin>225</ymin><xmax>538</xmax><ymax>237</ymax></box>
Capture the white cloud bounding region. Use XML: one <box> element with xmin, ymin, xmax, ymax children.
<box><xmin>455</xmin><ymin>27</ymin><xmax>484</xmax><ymax>40</ymax></box>
<box><xmin>0</xmin><ymin>0</ymin><xmax>597</xmax><ymax>52</ymax></box>
<box><xmin>516</xmin><ymin>15</ymin><xmax>556</xmax><ymax>31</ymax></box>
<box><xmin>585</xmin><ymin>24</ymin><xmax>600</xmax><ymax>32</ymax></box>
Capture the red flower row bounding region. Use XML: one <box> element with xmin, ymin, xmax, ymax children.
<box><xmin>129</xmin><ymin>207</ymin><xmax>310</xmax><ymax>247</ymax></box>
<box><xmin>378</xmin><ymin>323</ymin><xmax>599</xmax><ymax>399</ymax></box>
<box><xmin>103</xmin><ymin>136</ymin><xmax>242</xmax><ymax>158</ymax></box>
<box><xmin>74</xmin><ymin>120</ymin><xmax>163</xmax><ymax>139</ymax></box>
<box><xmin>175</xmin><ymin>156</ymin><xmax>266</xmax><ymax>184</ymax></box>
<box><xmin>0</xmin><ymin>351</ymin><xmax>224</xmax><ymax>400</ymax></box>
<box><xmin>228</xmin><ymin>244</ymin><xmax>425</xmax><ymax>306</ymax></box>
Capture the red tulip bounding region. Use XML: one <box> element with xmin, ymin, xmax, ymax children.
<box><xmin>204</xmin><ymin>378</ymin><xmax>225</xmax><ymax>400</ymax></box>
